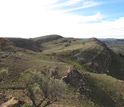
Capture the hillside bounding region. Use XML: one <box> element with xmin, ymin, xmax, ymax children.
<box><xmin>7</xmin><ymin>38</ymin><xmax>41</xmax><ymax>51</ymax></box>
<box><xmin>33</xmin><ymin>34</ymin><xmax>63</xmax><ymax>42</ymax></box>
<box><xmin>1</xmin><ymin>35</ymin><xmax>124</xmax><ymax>107</ymax></box>
<box><xmin>101</xmin><ymin>38</ymin><xmax>124</xmax><ymax>56</ymax></box>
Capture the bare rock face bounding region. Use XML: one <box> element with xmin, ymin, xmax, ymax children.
<box><xmin>1</xmin><ymin>97</ymin><xmax>20</xmax><ymax>107</ymax></box>
<box><xmin>63</xmin><ymin>66</ymin><xmax>88</xmax><ymax>93</ymax></box>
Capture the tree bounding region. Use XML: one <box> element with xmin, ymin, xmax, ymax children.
<box><xmin>0</xmin><ymin>68</ymin><xmax>8</xmax><ymax>82</ymax></box>
<box><xmin>21</xmin><ymin>69</ymin><xmax>66</xmax><ymax>107</ymax></box>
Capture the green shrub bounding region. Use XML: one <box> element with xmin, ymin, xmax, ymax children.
<box><xmin>21</xmin><ymin>69</ymin><xmax>66</xmax><ymax>107</ymax></box>
<box><xmin>65</xmin><ymin>43</ymin><xmax>70</xmax><ymax>47</ymax></box>
<box><xmin>0</xmin><ymin>68</ymin><xmax>8</xmax><ymax>82</ymax></box>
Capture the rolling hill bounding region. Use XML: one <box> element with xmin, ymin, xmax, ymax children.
<box><xmin>1</xmin><ymin>35</ymin><xmax>124</xmax><ymax>107</ymax></box>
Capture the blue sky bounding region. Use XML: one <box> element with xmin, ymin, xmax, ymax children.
<box><xmin>0</xmin><ymin>0</ymin><xmax>124</xmax><ymax>38</ymax></box>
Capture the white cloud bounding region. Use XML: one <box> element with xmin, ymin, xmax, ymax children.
<box><xmin>63</xmin><ymin>17</ymin><xmax>124</xmax><ymax>38</ymax></box>
<box><xmin>51</xmin><ymin>0</ymin><xmax>82</xmax><ymax>8</ymax></box>
<box><xmin>0</xmin><ymin>0</ymin><xmax>123</xmax><ymax>38</ymax></box>
<box><xmin>62</xmin><ymin>1</ymin><xmax>103</xmax><ymax>12</ymax></box>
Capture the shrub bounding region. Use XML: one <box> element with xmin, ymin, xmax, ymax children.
<box><xmin>0</xmin><ymin>68</ymin><xmax>8</xmax><ymax>82</ymax></box>
<box><xmin>21</xmin><ymin>69</ymin><xmax>66</xmax><ymax>107</ymax></box>
<box><xmin>65</xmin><ymin>43</ymin><xmax>70</xmax><ymax>47</ymax></box>
<box><xmin>21</xmin><ymin>103</ymin><xmax>33</xmax><ymax>107</ymax></box>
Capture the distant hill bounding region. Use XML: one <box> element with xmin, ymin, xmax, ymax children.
<box><xmin>6</xmin><ymin>35</ymin><xmax>63</xmax><ymax>52</ymax></box>
<box><xmin>7</xmin><ymin>38</ymin><xmax>41</xmax><ymax>51</ymax></box>
<box><xmin>33</xmin><ymin>34</ymin><xmax>63</xmax><ymax>42</ymax></box>
<box><xmin>101</xmin><ymin>38</ymin><xmax>124</xmax><ymax>56</ymax></box>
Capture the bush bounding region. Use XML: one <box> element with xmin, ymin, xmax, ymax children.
<box><xmin>0</xmin><ymin>68</ymin><xmax>8</xmax><ymax>82</ymax></box>
<box><xmin>65</xmin><ymin>43</ymin><xmax>71</xmax><ymax>47</ymax></box>
<box><xmin>21</xmin><ymin>69</ymin><xmax>66</xmax><ymax>107</ymax></box>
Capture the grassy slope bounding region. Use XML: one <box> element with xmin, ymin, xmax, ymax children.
<box><xmin>0</xmin><ymin>49</ymin><xmax>69</xmax><ymax>89</ymax></box>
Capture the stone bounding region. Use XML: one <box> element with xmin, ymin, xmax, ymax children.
<box><xmin>1</xmin><ymin>97</ymin><xmax>20</xmax><ymax>107</ymax></box>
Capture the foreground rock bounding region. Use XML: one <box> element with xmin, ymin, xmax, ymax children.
<box><xmin>63</xmin><ymin>66</ymin><xmax>89</xmax><ymax>94</ymax></box>
<box><xmin>1</xmin><ymin>97</ymin><xmax>21</xmax><ymax>107</ymax></box>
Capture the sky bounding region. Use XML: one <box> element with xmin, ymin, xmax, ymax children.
<box><xmin>0</xmin><ymin>0</ymin><xmax>124</xmax><ymax>38</ymax></box>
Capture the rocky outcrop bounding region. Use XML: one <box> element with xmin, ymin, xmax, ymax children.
<box><xmin>1</xmin><ymin>97</ymin><xmax>23</xmax><ymax>107</ymax></box>
<box><xmin>63</xmin><ymin>66</ymin><xmax>85</xmax><ymax>87</ymax></box>
<box><xmin>63</xmin><ymin>66</ymin><xmax>89</xmax><ymax>93</ymax></box>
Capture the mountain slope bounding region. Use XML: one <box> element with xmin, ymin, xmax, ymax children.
<box><xmin>41</xmin><ymin>37</ymin><xmax>124</xmax><ymax>79</ymax></box>
<box><xmin>1</xmin><ymin>36</ymin><xmax>124</xmax><ymax>107</ymax></box>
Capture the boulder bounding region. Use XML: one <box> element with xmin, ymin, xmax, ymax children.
<box><xmin>1</xmin><ymin>97</ymin><xmax>20</xmax><ymax>107</ymax></box>
<box><xmin>63</xmin><ymin>66</ymin><xmax>86</xmax><ymax>88</ymax></box>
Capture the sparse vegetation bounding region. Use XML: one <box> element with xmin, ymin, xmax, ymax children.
<box><xmin>21</xmin><ymin>69</ymin><xmax>66</xmax><ymax>107</ymax></box>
